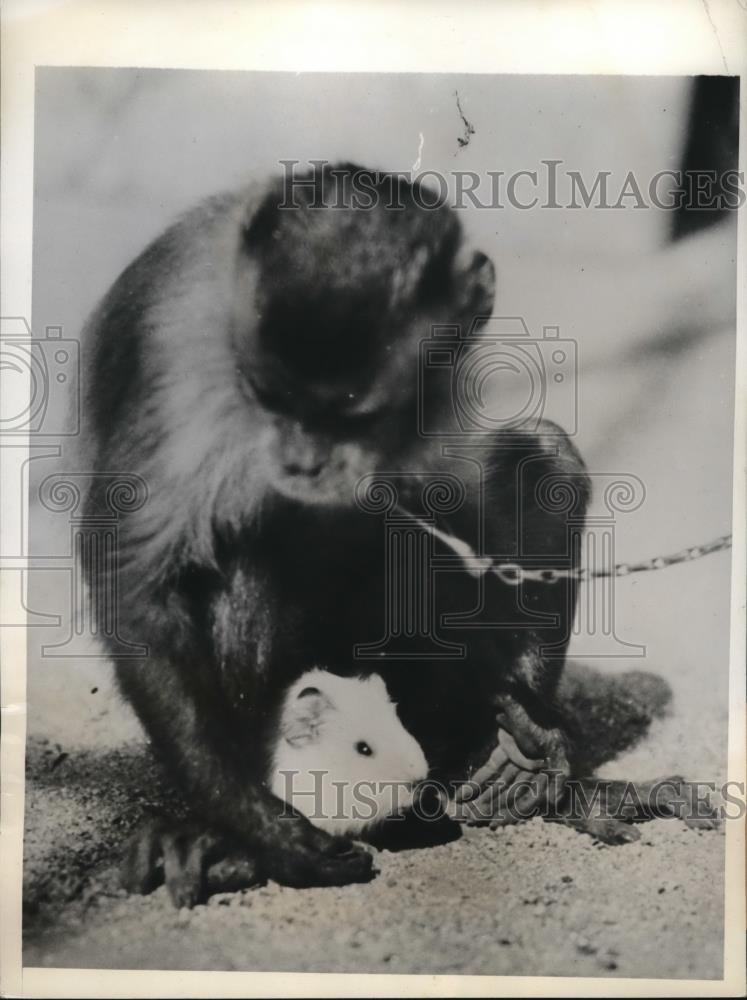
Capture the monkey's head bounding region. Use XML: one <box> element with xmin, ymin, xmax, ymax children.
<box><xmin>232</xmin><ymin>163</ymin><xmax>495</xmax><ymax>506</ymax></box>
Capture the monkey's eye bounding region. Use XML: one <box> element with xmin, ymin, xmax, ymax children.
<box><xmin>355</xmin><ymin>741</ymin><xmax>373</xmax><ymax>757</ymax></box>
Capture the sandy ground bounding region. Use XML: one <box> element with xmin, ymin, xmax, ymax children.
<box><xmin>21</xmin><ymin>321</ymin><xmax>734</xmax><ymax>978</ymax></box>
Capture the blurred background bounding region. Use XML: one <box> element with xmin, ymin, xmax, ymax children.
<box><xmin>20</xmin><ymin>69</ymin><xmax>738</xmax><ymax>974</ymax></box>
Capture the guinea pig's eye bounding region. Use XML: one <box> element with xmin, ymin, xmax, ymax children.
<box><xmin>355</xmin><ymin>741</ymin><xmax>373</xmax><ymax>757</ymax></box>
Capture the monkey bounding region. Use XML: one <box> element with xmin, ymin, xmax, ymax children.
<box><xmin>81</xmin><ymin>162</ymin><xmax>593</xmax><ymax>904</ymax></box>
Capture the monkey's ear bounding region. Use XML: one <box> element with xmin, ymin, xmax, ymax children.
<box><xmin>282</xmin><ymin>687</ymin><xmax>333</xmax><ymax>747</ymax></box>
<box><xmin>456</xmin><ymin>249</ymin><xmax>496</xmax><ymax>318</ymax></box>
<box><xmin>243</xmin><ymin>195</ymin><xmax>281</xmax><ymax>251</ymax></box>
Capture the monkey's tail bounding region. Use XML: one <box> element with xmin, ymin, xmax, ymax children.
<box><xmin>556</xmin><ymin>661</ymin><xmax>672</xmax><ymax>776</ymax></box>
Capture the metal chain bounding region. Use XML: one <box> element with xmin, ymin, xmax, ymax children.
<box><xmin>396</xmin><ymin>507</ymin><xmax>732</xmax><ymax>586</ymax></box>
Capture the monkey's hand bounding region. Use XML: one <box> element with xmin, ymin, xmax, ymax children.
<box><xmin>122</xmin><ymin>815</ymin><xmax>375</xmax><ymax>907</ymax></box>
<box><xmin>448</xmin><ymin>695</ymin><xmax>571</xmax><ymax>827</ymax></box>
<box><xmin>259</xmin><ymin>813</ymin><xmax>376</xmax><ymax>890</ymax></box>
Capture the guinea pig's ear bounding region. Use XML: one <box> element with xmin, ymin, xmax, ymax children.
<box><xmin>282</xmin><ymin>687</ymin><xmax>333</xmax><ymax>747</ymax></box>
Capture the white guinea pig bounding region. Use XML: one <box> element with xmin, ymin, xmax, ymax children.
<box><xmin>270</xmin><ymin>668</ymin><xmax>429</xmax><ymax>836</ymax></box>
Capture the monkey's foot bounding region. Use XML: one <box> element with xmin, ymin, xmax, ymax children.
<box><xmin>448</xmin><ymin>726</ymin><xmax>570</xmax><ymax>826</ymax></box>
<box><xmin>122</xmin><ymin>820</ymin><xmax>264</xmax><ymax>908</ymax></box>
<box><xmin>123</xmin><ymin>816</ymin><xmax>376</xmax><ymax>906</ymax></box>
<box><xmin>558</xmin><ymin>814</ymin><xmax>643</xmax><ymax>844</ymax></box>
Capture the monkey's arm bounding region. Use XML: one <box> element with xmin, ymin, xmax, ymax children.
<box><xmin>453</xmin><ymin>424</ymin><xmax>588</xmax><ymax>815</ymax></box>
<box><xmin>83</xmin><ymin>458</ymin><xmax>373</xmax><ymax>903</ymax></box>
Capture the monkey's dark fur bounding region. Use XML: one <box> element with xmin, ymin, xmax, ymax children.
<box><xmin>81</xmin><ymin>164</ymin><xmax>695</xmax><ymax>906</ymax></box>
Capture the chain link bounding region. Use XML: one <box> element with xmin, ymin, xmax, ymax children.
<box><xmin>486</xmin><ymin>533</ymin><xmax>733</xmax><ymax>586</ymax></box>
<box><xmin>396</xmin><ymin>507</ymin><xmax>732</xmax><ymax>586</ymax></box>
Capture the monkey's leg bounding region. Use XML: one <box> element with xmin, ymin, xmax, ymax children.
<box><xmin>117</xmin><ymin>660</ymin><xmax>375</xmax><ymax>904</ymax></box>
<box><xmin>453</xmin><ymin>773</ymin><xmax>722</xmax><ymax>841</ymax></box>
<box><xmin>548</xmin><ymin>778</ymin><xmax>654</xmax><ymax>844</ymax></box>
<box><xmin>552</xmin><ymin>775</ymin><xmax>721</xmax><ymax>841</ymax></box>
<box><xmin>577</xmin><ymin>775</ymin><xmax>722</xmax><ymax>827</ymax></box>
